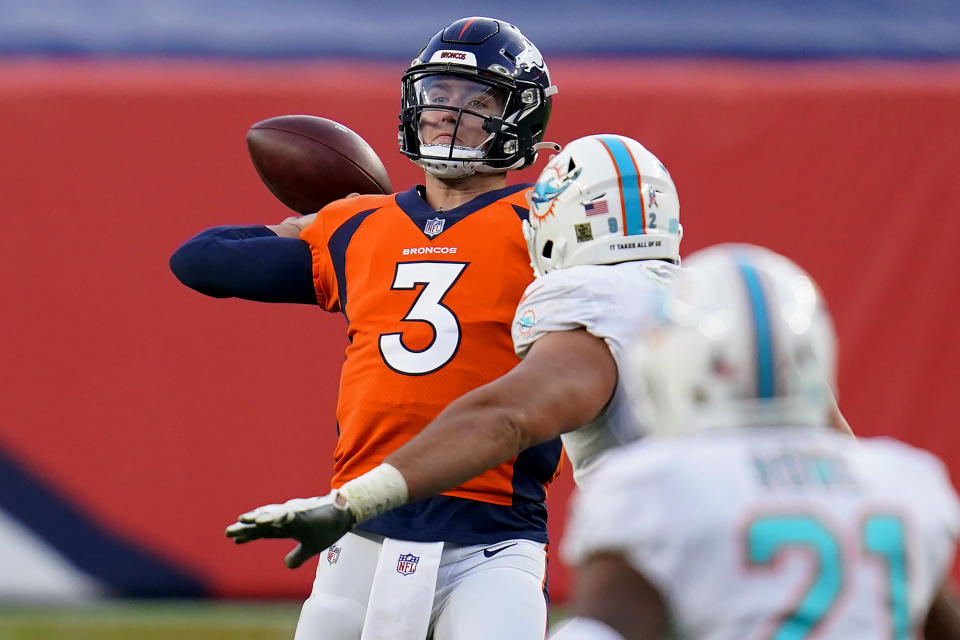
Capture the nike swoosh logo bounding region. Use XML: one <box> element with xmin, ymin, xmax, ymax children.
<box><xmin>483</xmin><ymin>542</ymin><xmax>518</xmax><ymax>558</ymax></box>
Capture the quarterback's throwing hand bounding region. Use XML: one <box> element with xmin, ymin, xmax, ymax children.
<box><xmin>225</xmin><ymin>492</ymin><xmax>355</xmax><ymax>569</ymax></box>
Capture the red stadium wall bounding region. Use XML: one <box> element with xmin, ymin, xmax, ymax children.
<box><xmin>1</xmin><ymin>59</ymin><xmax>959</xmax><ymax>602</ymax></box>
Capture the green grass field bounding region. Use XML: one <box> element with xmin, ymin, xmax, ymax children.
<box><xmin>0</xmin><ymin>601</ymin><xmax>301</xmax><ymax>640</ymax></box>
<box><xmin>0</xmin><ymin>600</ymin><xmax>569</xmax><ymax>639</ymax></box>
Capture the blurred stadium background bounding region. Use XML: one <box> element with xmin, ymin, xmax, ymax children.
<box><xmin>2</xmin><ymin>0</ymin><xmax>959</xmax><ymax>636</ymax></box>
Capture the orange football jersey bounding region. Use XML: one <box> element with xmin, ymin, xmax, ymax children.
<box><xmin>299</xmin><ymin>185</ymin><xmax>561</xmax><ymax>543</ymax></box>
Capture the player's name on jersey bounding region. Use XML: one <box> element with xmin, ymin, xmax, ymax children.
<box><xmin>402</xmin><ymin>246</ymin><xmax>459</xmax><ymax>255</ymax></box>
<box><xmin>750</xmin><ymin>449</ymin><xmax>859</xmax><ymax>491</ymax></box>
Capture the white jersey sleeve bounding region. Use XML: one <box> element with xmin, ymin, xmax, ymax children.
<box><xmin>562</xmin><ymin>428</ymin><xmax>960</xmax><ymax>640</ymax></box>
<box><xmin>511</xmin><ymin>262</ymin><xmax>678</xmax><ymax>482</ymax></box>
<box><xmin>512</xmin><ymin>268</ymin><xmax>602</xmax><ymax>358</ymax></box>
<box><xmin>512</xmin><ymin>262</ymin><xmax>675</xmax><ymax>358</ymax></box>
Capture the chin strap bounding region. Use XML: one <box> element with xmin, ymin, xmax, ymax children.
<box><xmin>417</xmin><ymin>140</ymin><xmax>562</xmax><ymax>178</ymax></box>
<box><xmin>416</xmin><ymin>143</ymin><xmax>483</xmax><ymax>178</ymax></box>
<box><xmin>419</xmin><ymin>160</ymin><xmax>478</xmax><ymax>179</ymax></box>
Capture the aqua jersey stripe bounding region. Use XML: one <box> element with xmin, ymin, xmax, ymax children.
<box><xmin>735</xmin><ymin>256</ymin><xmax>775</xmax><ymax>398</ymax></box>
<box><xmin>598</xmin><ymin>136</ymin><xmax>645</xmax><ymax>235</ymax></box>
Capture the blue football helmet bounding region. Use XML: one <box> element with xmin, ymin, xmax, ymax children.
<box><xmin>399</xmin><ymin>17</ymin><xmax>558</xmax><ymax>178</ymax></box>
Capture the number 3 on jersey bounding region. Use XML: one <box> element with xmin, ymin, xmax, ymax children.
<box><xmin>379</xmin><ymin>261</ymin><xmax>468</xmax><ymax>375</ymax></box>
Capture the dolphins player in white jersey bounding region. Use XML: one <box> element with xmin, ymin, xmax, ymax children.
<box><xmin>226</xmin><ymin>134</ymin><xmax>694</xmax><ymax>561</ymax></box>
<box><xmin>552</xmin><ymin>243</ymin><xmax>960</xmax><ymax>640</ymax></box>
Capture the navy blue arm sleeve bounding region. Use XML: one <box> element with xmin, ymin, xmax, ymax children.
<box><xmin>169</xmin><ymin>226</ymin><xmax>318</xmax><ymax>305</ymax></box>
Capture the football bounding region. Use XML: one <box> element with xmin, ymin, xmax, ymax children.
<box><xmin>246</xmin><ymin>115</ymin><xmax>393</xmax><ymax>214</ymax></box>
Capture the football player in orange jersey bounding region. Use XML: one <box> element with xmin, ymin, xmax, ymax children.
<box><xmin>171</xmin><ymin>16</ymin><xmax>561</xmax><ymax>640</ymax></box>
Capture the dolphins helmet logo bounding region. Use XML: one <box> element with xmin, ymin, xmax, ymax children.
<box><xmin>530</xmin><ymin>158</ymin><xmax>582</xmax><ymax>222</ymax></box>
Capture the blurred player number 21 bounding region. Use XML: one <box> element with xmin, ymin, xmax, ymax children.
<box><xmin>747</xmin><ymin>512</ymin><xmax>910</xmax><ymax>637</ymax></box>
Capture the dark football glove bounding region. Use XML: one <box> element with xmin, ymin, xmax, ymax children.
<box><xmin>225</xmin><ymin>493</ymin><xmax>356</xmax><ymax>569</ymax></box>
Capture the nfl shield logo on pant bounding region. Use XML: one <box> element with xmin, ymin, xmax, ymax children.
<box><xmin>326</xmin><ymin>544</ymin><xmax>341</xmax><ymax>565</ymax></box>
<box><xmin>396</xmin><ymin>553</ymin><xmax>420</xmax><ymax>576</ymax></box>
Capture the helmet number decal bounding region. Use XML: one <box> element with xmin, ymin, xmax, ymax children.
<box><xmin>648</xmin><ymin>212</ymin><xmax>657</xmax><ymax>228</ymax></box>
<box><xmin>379</xmin><ymin>261</ymin><xmax>468</xmax><ymax>376</ymax></box>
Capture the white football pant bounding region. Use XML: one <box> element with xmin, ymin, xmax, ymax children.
<box><xmin>294</xmin><ymin>530</ymin><xmax>548</xmax><ymax>640</ymax></box>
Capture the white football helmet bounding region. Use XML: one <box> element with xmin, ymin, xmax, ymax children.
<box><xmin>523</xmin><ymin>134</ymin><xmax>681</xmax><ymax>276</ymax></box>
<box><xmin>631</xmin><ymin>243</ymin><xmax>837</xmax><ymax>436</ymax></box>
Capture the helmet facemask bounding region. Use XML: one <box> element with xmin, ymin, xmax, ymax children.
<box><xmin>402</xmin><ymin>72</ymin><xmax>507</xmax><ymax>178</ymax></box>
<box><xmin>400</xmin><ymin>68</ymin><xmax>550</xmax><ymax>178</ymax></box>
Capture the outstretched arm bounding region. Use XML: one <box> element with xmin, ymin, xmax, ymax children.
<box><xmin>225</xmin><ymin>327</ymin><xmax>618</xmax><ymax>565</ymax></box>
<box><xmin>387</xmin><ymin>327</ymin><xmax>618</xmax><ymax>501</ymax></box>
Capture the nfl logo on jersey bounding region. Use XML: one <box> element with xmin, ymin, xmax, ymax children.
<box><xmin>326</xmin><ymin>544</ymin><xmax>341</xmax><ymax>565</ymax></box>
<box><xmin>424</xmin><ymin>217</ymin><xmax>445</xmax><ymax>237</ymax></box>
<box><xmin>396</xmin><ymin>553</ymin><xmax>420</xmax><ymax>576</ymax></box>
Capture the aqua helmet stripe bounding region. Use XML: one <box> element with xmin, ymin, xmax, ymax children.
<box><xmin>598</xmin><ymin>136</ymin><xmax>645</xmax><ymax>235</ymax></box>
<box><xmin>735</xmin><ymin>255</ymin><xmax>776</xmax><ymax>399</ymax></box>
